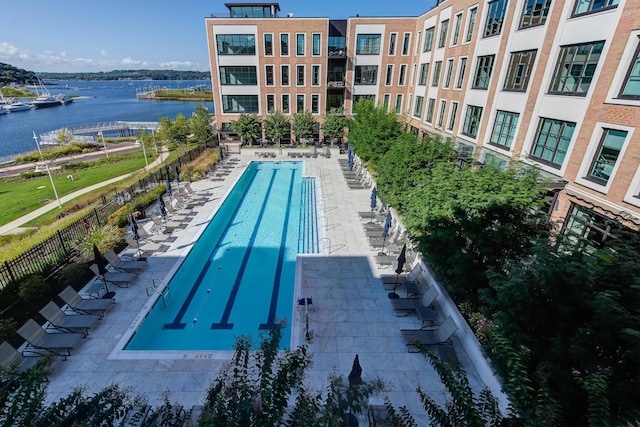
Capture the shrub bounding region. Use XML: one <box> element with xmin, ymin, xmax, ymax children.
<box><xmin>74</xmin><ymin>224</ymin><xmax>124</xmax><ymax>263</ymax></box>
<box><xmin>0</xmin><ymin>318</ymin><xmax>18</xmax><ymax>343</ymax></box>
<box><xmin>108</xmin><ymin>205</ymin><xmax>132</xmax><ymax>228</ymax></box>
<box><xmin>18</xmin><ymin>275</ymin><xmax>49</xmax><ymax>303</ymax></box>
<box><xmin>55</xmin><ymin>263</ymin><xmax>92</xmax><ymax>292</ymax></box>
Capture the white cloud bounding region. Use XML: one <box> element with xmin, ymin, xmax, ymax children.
<box><xmin>100</xmin><ymin>49</ymin><xmax>108</xmax><ymax>57</ymax></box>
<box><xmin>159</xmin><ymin>60</ymin><xmax>195</xmax><ymax>70</ymax></box>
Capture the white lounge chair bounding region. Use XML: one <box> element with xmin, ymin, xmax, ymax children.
<box><xmin>401</xmin><ymin>316</ymin><xmax>459</xmax><ymax>353</ymax></box>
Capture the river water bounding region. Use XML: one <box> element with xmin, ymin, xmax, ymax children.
<box><xmin>0</xmin><ymin>80</ymin><xmax>214</xmax><ymax>160</ymax></box>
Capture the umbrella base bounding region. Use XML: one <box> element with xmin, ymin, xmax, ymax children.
<box><xmin>387</xmin><ymin>292</ymin><xmax>400</xmax><ymax>299</ymax></box>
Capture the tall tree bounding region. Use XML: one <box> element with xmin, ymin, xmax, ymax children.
<box><xmin>292</xmin><ymin>110</ymin><xmax>316</xmax><ymax>143</ymax></box>
<box><xmin>263</xmin><ymin>110</ymin><xmax>290</xmax><ymax>154</ymax></box>
<box><xmin>231</xmin><ymin>113</ymin><xmax>262</xmax><ymax>144</ymax></box>
<box><xmin>347</xmin><ymin>99</ymin><xmax>402</xmax><ymax>166</ymax></box>
<box><xmin>322</xmin><ymin>107</ymin><xmax>347</xmax><ymax>145</ymax></box>
<box><xmin>190</xmin><ymin>105</ymin><xmax>214</xmax><ymax>144</ymax></box>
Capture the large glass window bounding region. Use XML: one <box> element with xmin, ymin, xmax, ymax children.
<box><xmin>483</xmin><ymin>0</ymin><xmax>509</xmax><ymax>37</ymax></box>
<box><xmin>219</xmin><ymin>66</ymin><xmax>257</xmax><ymax>85</ymax></box>
<box><xmin>587</xmin><ymin>129</ymin><xmax>627</xmax><ymax>184</ymax></box>
<box><xmin>418</xmin><ymin>63</ymin><xmax>429</xmax><ymax>85</ymax></box>
<box><xmin>230</xmin><ymin>5</ymin><xmax>273</xmax><ymax>18</ymax></box>
<box><xmin>437</xmin><ymin>100</ymin><xmax>447</xmax><ymax>127</ymax></box>
<box><xmin>328</xmin><ymin>36</ymin><xmax>346</xmax><ymax>56</ymax></box>
<box><xmin>264</xmin><ymin>34</ymin><xmax>273</xmax><ymax>56</ymax></box>
<box><xmin>489</xmin><ymin>110</ymin><xmax>519</xmax><ymax>148</ymax></box>
<box><xmin>432</xmin><ymin>61</ymin><xmax>442</xmax><ymax>87</ymax></box>
<box><xmin>413</xmin><ymin>96</ymin><xmax>424</xmax><ymax>118</ymax></box>
<box><xmin>312</xmin><ymin>33</ymin><xmax>321</xmax><ymax>55</ymax></box>
<box><xmin>216</xmin><ymin>34</ymin><xmax>256</xmax><ymax>55</ymax></box>
<box><xmin>423</xmin><ymin>27</ymin><xmax>435</xmax><ymax>52</ymax></box>
<box><xmin>398</xmin><ymin>64</ymin><xmax>407</xmax><ymax>86</ymax></box>
<box><xmin>297</xmin><ymin>95</ymin><xmax>305</xmax><ymax>112</ymax></box>
<box><xmin>456</xmin><ymin>57</ymin><xmax>467</xmax><ymax>89</ymax></box>
<box><xmin>311</xmin><ymin>65</ymin><xmax>320</xmax><ymax>86</ymax></box>
<box><xmin>462</xmin><ymin>105</ymin><xmax>483</xmax><ymax>137</ymax></box>
<box><xmin>356</xmin><ymin>34</ymin><xmax>381</xmax><ymax>55</ymax></box>
<box><xmin>573</xmin><ymin>0</ymin><xmax>619</xmax><ymax>16</ymax></box>
<box><xmin>281</xmin><ymin>65</ymin><xmax>290</xmax><ymax>86</ymax></box>
<box><xmin>296</xmin><ymin>33</ymin><xmax>305</xmax><ymax>55</ymax></box>
<box><xmin>222</xmin><ymin>95</ymin><xmax>259</xmax><ymax>113</ymax></box>
<box><xmin>282</xmin><ymin>94</ymin><xmax>290</xmax><ymax>113</ymax></box>
<box><xmin>354</xmin><ymin>66</ymin><xmax>378</xmax><ymax>85</ymax></box>
<box><xmin>447</xmin><ymin>102</ymin><xmax>459</xmax><ymax>131</ymax></box>
<box><xmin>394</xmin><ymin>94</ymin><xmax>403</xmax><ymax>113</ymax></box>
<box><xmin>402</xmin><ymin>33</ymin><xmax>411</xmax><ymax>55</ymax></box>
<box><xmin>618</xmin><ymin>38</ymin><xmax>640</xmax><ymax>99</ymax></box>
<box><xmin>438</xmin><ymin>20</ymin><xmax>449</xmax><ymax>48</ymax></box>
<box><xmin>519</xmin><ymin>0</ymin><xmax>552</xmax><ymax>29</ymax></box>
<box><xmin>265</xmin><ymin>65</ymin><xmax>274</xmax><ymax>86</ymax></box>
<box><xmin>385</xmin><ymin>64</ymin><xmax>394</xmax><ymax>86</ymax></box>
<box><xmin>530</xmin><ymin>117</ymin><xmax>576</xmax><ymax>168</ymax></box>
<box><xmin>549</xmin><ymin>41</ymin><xmax>604</xmax><ymax>95</ymax></box>
<box><xmin>280</xmin><ymin>33</ymin><xmax>289</xmax><ymax>56</ymax></box>
<box><xmin>266</xmin><ymin>94</ymin><xmax>275</xmax><ymax>112</ymax></box>
<box><xmin>389</xmin><ymin>33</ymin><xmax>397</xmax><ymax>55</ymax></box>
<box><xmin>504</xmin><ymin>50</ymin><xmax>537</xmax><ymax>91</ymax></box>
<box><xmin>473</xmin><ymin>55</ymin><xmax>495</xmax><ymax>89</ymax></box>
<box><xmin>296</xmin><ymin>65</ymin><xmax>305</xmax><ymax>86</ymax></box>
<box><xmin>426</xmin><ymin>98</ymin><xmax>436</xmax><ymax>123</ymax></box>
<box><xmin>444</xmin><ymin>59</ymin><xmax>454</xmax><ymax>88</ymax></box>
<box><xmin>465</xmin><ymin>7</ymin><xmax>477</xmax><ymax>42</ymax></box>
<box><xmin>452</xmin><ymin>13</ymin><xmax>463</xmax><ymax>45</ymax></box>
<box><xmin>311</xmin><ymin>94</ymin><xmax>320</xmax><ymax>114</ymax></box>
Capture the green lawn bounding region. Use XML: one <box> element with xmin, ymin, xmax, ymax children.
<box><xmin>0</xmin><ymin>158</ymin><xmax>148</xmax><ymax>226</ymax></box>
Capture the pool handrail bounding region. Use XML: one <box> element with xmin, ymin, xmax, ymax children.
<box><xmin>147</xmin><ymin>279</ymin><xmax>171</xmax><ymax>308</ymax></box>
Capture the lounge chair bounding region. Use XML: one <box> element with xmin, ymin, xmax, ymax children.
<box><xmin>163</xmin><ymin>202</ymin><xmax>192</xmax><ymax>222</ymax></box>
<box><xmin>58</xmin><ymin>286</ymin><xmax>113</xmax><ymax>318</ymax></box>
<box><xmin>180</xmin><ymin>186</ymin><xmax>207</xmax><ymax>202</ymax></box>
<box><xmin>39</xmin><ymin>301</ymin><xmax>100</xmax><ymax>337</ymax></box>
<box><xmin>137</xmin><ymin>226</ymin><xmax>172</xmax><ymax>243</ymax></box>
<box><xmin>0</xmin><ymin>341</ymin><xmax>49</xmax><ymax>376</ymax></box>
<box><xmin>17</xmin><ymin>319</ymin><xmax>84</xmax><ymax>360</ymax></box>
<box><xmin>89</xmin><ymin>263</ymin><xmax>137</xmax><ymax>288</ymax></box>
<box><xmin>125</xmin><ymin>235</ymin><xmax>167</xmax><ymax>256</ymax></box>
<box><xmin>149</xmin><ymin>212</ymin><xmax>183</xmax><ymax>232</ymax></box>
<box><xmin>166</xmin><ymin>198</ymin><xmax>195</xmax><ymax>216</ymax></box>
<box><xmin>186</xmin><ymin>182</ymin><xmax>211</xmax><ymax>196</ymax></box>
<box><xmin>104</xmin><ymin>250</ymin><xmax>147</xmax><ymax>274</ymax></box>
<box><xmin>401</xmin><ymin>316</ymin><xmax>458</xmax><ymax>353</ymax></box>
<box><xmin>390</xmin><ymin>298</ymin><xmax>421</xmax><ymax>317</ymax></box>
<box><xmin>174</xmin><ymin>192</ymin><xmax>200</xmax><ymax>208</ymax></box>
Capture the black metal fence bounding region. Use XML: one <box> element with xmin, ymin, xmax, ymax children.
<box><xmin>0</xmin><ymin>144</ymin><xmax>211</xmax><ymax>308</ymax></box>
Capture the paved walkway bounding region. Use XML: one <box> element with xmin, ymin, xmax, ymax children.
<box><xmin>39</xmin><ymin>148</ymin><xmax>486</xmax><ymax>423</ymax></box>
<box><xmin>0</xmin><ymin>148</ymin><xmax>170</xmax><ymax>235</ymax></box>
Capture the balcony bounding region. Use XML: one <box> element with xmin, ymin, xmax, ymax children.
<box><xmin>328</xmin><ymin>47</ymin><xmax>348</xmax><ymax>58</ymax></box>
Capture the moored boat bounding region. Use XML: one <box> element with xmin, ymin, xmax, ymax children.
<box><xmin>3</xmin><ymin>102</ymin><xmax>32</xmax><ymax>112</ymax></box>
<box><xmin>30</xmin><ymin>95</ymin><xmax>62</xmax><ymax>109</ymax></box>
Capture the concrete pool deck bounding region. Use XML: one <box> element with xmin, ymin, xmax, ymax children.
<box><xmin>42</xmin><ymin>147</ymin><xmax>492</xmax><ymax>421</ymax></box>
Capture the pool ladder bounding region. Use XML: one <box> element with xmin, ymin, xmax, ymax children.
<box><xmin>147</xmin><ymin>278</ymin><xmax>171</xmax><ymax>308</ymax></box>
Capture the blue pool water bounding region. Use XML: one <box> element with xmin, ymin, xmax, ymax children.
<box><xmin>125</xmin><ymin>161</ymin><xmax>318</xmax><ymax>351</ymax></box>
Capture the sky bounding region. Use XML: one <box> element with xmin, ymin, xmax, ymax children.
<box><xmin>0</xmin><ymin>0</ymin><xmax>434</xmax><ymax>73</ymax></box>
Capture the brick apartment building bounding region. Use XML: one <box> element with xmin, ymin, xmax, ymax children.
<box><xmin>206</xmin><ymin>1</ymin><xmax>640</xmax><ymax>244</ymax></box>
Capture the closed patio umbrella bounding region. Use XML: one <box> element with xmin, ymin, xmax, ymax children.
<box><xmin>348</xmin><ymin>354</ymin><xmax>363</xmax><ymax>387</ymax></box>
<box><xmin>129</xmin><ymin>214</ymin><xmax>142</xmax><ymax>258</ymax></box>
<box><xmin>93</xmin><ymin>244</ymin><xmax>109</xmax><ymax>276</ymax></box>
<box><xmin>165</xmin><ymin>174</ymin><xmax>172</xmax><ymax>197</ymax></box>
<box><xmin>158</xmin><ymin>194</ymin><xmax>167</xmax><ymax>218</ymax></box>
<box><xmin>219</xmin><ymin>145</ymin><xmax>224</xmax><ymax>161</ymax></box>
<box><xmin>369</xmin><ymin>187</ymin><xmax>377</xmax><ymax>223</ymax></box>
<box><xmin>389</xmin><ymin>244</ymin><xmax>407</xmax><ymax>298</ymax></box>
<box><xmin>380</xmin><ymin>210</ymin><xmax>392</xmax><ymax>254</ymax></box>
<box><xmin>174</xmin><ymin>165</ymin><xmax>180</xmax><ymax>184</ymax></box>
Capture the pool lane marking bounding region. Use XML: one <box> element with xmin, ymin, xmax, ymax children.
<box><xmin>259</xmin><ymin>168</ymin><xmax>296</xmax><ymax>330</ymax></box>
<box><xmin>164</xmin><ymin>168</ymin><xmax>259</xmax><ymax>330</ymax></box>
<box><xmin>211</xmin><ymin>169</ymin><xmax>279</xmax><ymax>330</ymax></box>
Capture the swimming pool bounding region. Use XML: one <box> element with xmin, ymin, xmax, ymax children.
<box><xmin>125</xmin><ymin>161</ymin><xmax>318</xmax><ymax>351</ymax></box>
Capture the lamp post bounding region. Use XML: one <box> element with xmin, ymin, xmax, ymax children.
<box><xmin>138</xmin><ymin>138</ymin><xmax>149</xmax><ymax>171</ymax></box>
<box><xmin>32</xmin><ymin>131</ymin><xmax>62</xmax><ymax>209</ymax></box>
<box><xmin>98</xmin><ymin>131</ymin><xmax>109</xmax><ymax>158</ymax></box>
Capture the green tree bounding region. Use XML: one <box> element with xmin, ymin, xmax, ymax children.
<box><xmin>347</xmin><ymin>99</ymin><xmax>402</xmax><ymax>166</ymax></box>
<box><xmin>263</xmin><ymin>110</ymin><xmax>290</xmax><ymax>154</ymax></box>
<box><xmin>190</xmin><ymin>105</ymin><xmax>214</xmax><ymax>144</ymax></box>
<box><xmin>231</xmin><ymin>113</ymin><xmax>262</xmax><ymax>145</ymax></box>
<box><xmin>322</xmin><ymin>107</ymin><xmax>347</xmax><ymax>145</ymax></box>
<box><xmin>57</xmin><ymin>127</ymin><xmax>72</xmax><ymax>145</ymax></box>
<box><xmin>292</xmin><ymin>110</ymin><xmax>316</xmax><ymax>143</ymax></box>
<box><xmin>159</xmin><ymin>113</ymin><xmax>190</xmax><ymax>155</ymax></box>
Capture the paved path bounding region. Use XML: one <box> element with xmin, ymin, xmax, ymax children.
<box><xmin>0</xmin><ymin>148</ymin><xmax>170</xmax><ymax>235</ymax></box>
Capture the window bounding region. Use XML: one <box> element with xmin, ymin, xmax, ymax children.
<box><xmin>312</xmin><ymin>33</ymin><xmax>321</xmax><ymax>55</ymax></box>
<box><xmin>264</xmin><ymin>34</ymin><xmax>273</xmax><ymax>56</ymax></box>
<box><xmin>437</xmin><ymin>100</ymin><xmax>447</xmax><ymax>127</ymax></box>
<box><xmin>266</xmin><ymin>94</ymin><xmax>275</xmax><ymax>112</ymax></box>
<box><xmin>356</xmin><ymin>34</ymin><xmax>381</xmax><ymax>55</ymax></box>
<box><xmin>587</xmin><ymin>129</ymin><xmax>627</xmax><ymax>184</ymax></box>
<box><xmin>389</xmin><ymin>33</ymin><xmax>397</xmax><ymax>55</ymax></box>
<box><xmin>452</xmin><ymin>13</ymin><xmax>463</xmax><ymax>45</ymax></box>
<box><xmin>413</xmin><ymin>96</ymin><xmax>424</xmax><ymax>118</ymax></box>
<box><xmin>489</xmin><ymin>110</ymin><xmax>519</xmax><ymax>148</ymax></box>
<box><xmin>473</xmin><ymin>55</ymin><xmax>495</xmax><ymax>89</ymax></box>
<box><xmin>394</xmin><ymin>94</ymin><xmax>403</xmax><ymax>113</ymax></box>
<box><xmin>465</xmin><ymin>7</ymin><xmax>477</xmax><ymax>42</ymax></box>
<box><xmin>219</xmin><ymin>66</ymin><xmax>257</xmax><ymax>85</ymax></box>
<box><xmin>462</xmin><ymin>105</ymin><xmax>483</xmax><ymax>137</ymax></box>
<box><xmin>311</xmin><ymin>65</ymin><xmax>320</xmax><ymax>86</ymax></box>
<box><xmin>398</xmin><ymin>64</ymin><xmax>407</xmax><ymax>86</ymax></box>
<box><xmin>296</xmin><ymin>65</ymin><xmax>305</xmax><ymax>86</ymax></box>
<box><xmin>504</xmin><ymin>50</ymin><xmax>537</xmax><ymax>91</ymax></box>
<box><xmin>229</xmin><ymin>5</ymin><xmax>273</xmax><ymax>17</ymax></box>
<box><xmin>311</xmin><ymin>94</ymin><xmax>320</xmax><ymax>114</ymax></box>
<box><xmin>222</xmin><ymin>95</ymin><xmax>259</xmax><ymax>113</ymax></box>
<box><xmin>444</xmin><ymin>59</ymin><xmax>454</xmax><ymax>88</ymax></box>
<box><xmin>281</xmin><ymin>65</ymin><xmax>290</xmax><ymax>86</ymax></box>
<box><xmin>432</xmin><ymin>61</ymin><xmax>442</xmax><ymax>86</ymax></box>
<box><xmin>573</xmin><ymin>0</ymin><xmax>619</xmax><ymax>16</ymax></box>
<box><xmin>447</xmin><ymin>101</ymin><xmax>459</xmax><ymax>131</ymax></box>
<box><xmin>411</xmin><ymin>64</ymin><xmax>417</xmax><ymax>86</ymax></box>
<box><xmin>418</xmin><ymin>63</ymin><xmax>429</xmax><ymax>85</ymax></box>
<box><xmin>296</xmin><ymin>95</ymin><xmax>305</xmax><ymax>112</ymax></box>
<box><xmin>483</xmin><ymin>0</ymin><xmax>508</xmax><ymax>37</ymax></box>
<box><xmin>328</xmin><ymin>36</ymin><xmax>346</xmax><ymax>55</ymax></box>
<box><xmin>352</xmin><ymin>95</ymin><xmax>376</xmax><ymax>112</ymax></box>
<box><xmin>296</xmin><ymin>34</ymin><xmax>305</xmax><ymax>56</ymax></box>
<box><xmin>383</xmin><ymin>94</ymin><xmax>390</xmax><ymax>108</ymax></box>
<box><xmin>549</xmin><ymin>41</ymin><xmax>605</xmax><ymax>95</ymax></box>
<box><xmin>519</xmin><ymin>0</ymin><xmax>552</xmax><ymax>29</ymax></box>
<box><xmin>282</xmin><ymin>94</ymin><xmax>290</xmax><ymax>113</ymax></box>
<box><xmin>355</xmin><ymin>65</ymin><xmax>378</xmax><ymax>85</ymax></box>
<box><xmin>280</xmin><ymin>33</ymin><xmax>289</xmax><ymax>55</ymax></box>
<box><xmin>216</xmin><ymin>34</ymin><xmax>256</xmax><ymax>55</ymax></box>
<box><xmin>530</xmin><ymin>117</ymin><xmax>576</xmax><ymax>168</ymax></box>
<box><xmin>385</xmin><ymin>64</ymin><xmax>394</xmax><ymax>86</ymax></box>
<box><xmin>402</xmin><ymin>33</ymin><xmax>411</xmax><ymax>55</ymax></box>
<box><xmin>455</xmin><ymin>57</ymin><xmax>467</xmax><ymax>88</ymax></box>
<box><xmin>619</xmin><ymin>39</ymin><xmax>640</xmax><ymax>99</ymax></box>
<box><xmin>426</xmin><ymin>98</ymin><xmax>436</xmax><ymax>123</ymax></box>
<box><xmin>415</xmin><ymin>31</ymin><xmax>422</xmax><ymax>55</ymax></box>
<box><xmin>438</xmin><ymin>20</ymin><xmax>449</xmax><ymax>48</ymax></box>
<box><xmin>265</xmin><ymin>65</ymin><xmax>275</xmax><ymax>86</ymax></box>
<box><xmin>423</xmin><ymin>27</ymin><xmax>435</xmax><ymax>52</ymax></box>
<box><xmin>563</xmin><ymin>204</ymin><xmax>616</xmax><ymax>251</ymax></box>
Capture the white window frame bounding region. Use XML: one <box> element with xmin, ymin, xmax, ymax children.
<box><xmin>296</xmin><ymin>33</ymin><xmax>306</xmax><ymax>56</ymax></box>
<box><xmin>311</xmin><ymin>33</ymin><xmax>321</xmax><ymax>56</ymax></box>
<box><xmin>265</xmin><ymin>64</ymin><xmax>275</xmax><ymax>86</ymax></box>
<box><xmin>264</xmin><ymin>33</ymin><xmax>274</xmax><ymax>56</ymax></box>
<box><xmin>388</xmin><ymin>32</ymin><xmax>398</xmax><ymax>56</ymax></box>
<box><xmin>280</xmin><ymin>32</ymin><xmax>290</xmax><ymax>57</ymax></box>
<box><xmin>311</xmin><ymin>93</ymin><xmax>321</xmax><ymax>114</ymax></box>
<box><xmin>401</xmin><ymin>32</ymin><xmax>411</xmax><ymax>56</ymax></box>
<box><xmin>296</xmin><ymin>64</ymin><xmax>306</xmax><ymax>87</ymax></box>
<box><xmin>311</xmin><ymin>64</ymin><xmax>321</xmax><ymax>86</ymax></box>
<box><xmin>281</xmin><ymin>64</ymin><xmax>290</xmax><ymax>87</ymax></box>
<box><xmin>385</xmin><ymin>64</ymin><xmax>394</xmax><ymax>86</ymax></box>
<box><xmin>398</xmin><ymin>64</ymin><xmax>408</xmax><ymax>86</ymax></box>
<box><xmin>266</xmin><ymin>93</ymin><xmax>276</xmax><ymax>112</ymax></box>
